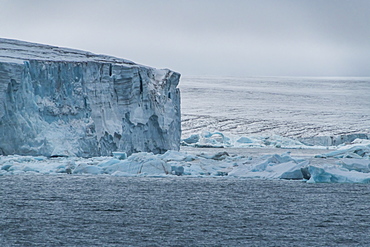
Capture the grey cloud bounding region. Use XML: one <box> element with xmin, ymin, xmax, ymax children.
<box><xmin>0</xmin><ymin>0</ymin><xmax>369</xmax><ymax>76</ymax></box>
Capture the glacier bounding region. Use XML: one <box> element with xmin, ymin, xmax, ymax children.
<box><xmin>0</xmin><ymin>38</ymin><xmax>181</xmax><ymax>157</ymax></box>
<box><xmin>1</xmin><ymin>39</ymin><xmax>369</xmax><ymax>184</ymax></box>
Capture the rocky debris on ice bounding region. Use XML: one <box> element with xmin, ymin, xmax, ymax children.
<box><xmin>1</xmin><ymin>139</ymin><xmax>369</xmax><ymax>183</ymax></box>
<box><xmin>0</xmin><ymin>38</ymin><xmax>181</xmax><ymax>157</ymax></box>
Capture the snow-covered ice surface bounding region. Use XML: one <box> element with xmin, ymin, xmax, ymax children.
<box><xmin>180</xmin><ymin>76</ymin><xmax>369</xmax><ymax>146</ymax></box>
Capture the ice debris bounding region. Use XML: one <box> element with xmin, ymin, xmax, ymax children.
<box><xmin>1</xmin><ymin>139</ymin><xmax>370</xmax><ymax>183</ymax></box>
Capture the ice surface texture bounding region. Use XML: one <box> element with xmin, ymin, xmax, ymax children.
<box><xmin>180</xmin><ymin>76</ymin><xmax>370</xmax><ymax>144</ymax></box>
<box><xmin>0</xmin><ymin>38</ymin><xmax>181</xmax><ymax>157</ymax></box>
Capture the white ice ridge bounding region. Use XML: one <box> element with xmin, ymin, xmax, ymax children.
<box><xmin>1</xmin><ymin>139</ymin><xmax>370</xmax><ymax>183</ymax></box>
<box><xmin>0</xmin><ymin>38</ymin><xmax>181</xmax><ymax>157</ymax></box>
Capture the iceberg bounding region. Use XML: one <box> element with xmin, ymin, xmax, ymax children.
<box><xmin>307</xmin><ymin>166</ymin><xmax>370</xmax><ymax>183</ymax></box>
<box><xmin>0</xmin><ymin>38</ymin><xmax>181</xmax><ymax>157</ymax></box>
<box><xmin>306</xmin><ymin>139</ymin><xmax>370</xmax><ymax>183</ymax></box>
<box><xmin>315</xmin><ymin>139</ymin><xmax>370</xmax><ymax>159</ymax></box>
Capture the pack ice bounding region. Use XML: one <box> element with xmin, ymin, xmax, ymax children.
<box><xmin>1</xmin><ymin>139</ymin><xmax>369</xmax><ymax>183</ymax></box>
<box><xmin>0</xmin><ymin>38</ymin><xmax>181</xmax><ymax>157</ymax></box>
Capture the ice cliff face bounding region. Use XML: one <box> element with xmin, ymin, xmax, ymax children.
<box><xmin>0</xmin><ymin>38</ymin><xmax>181</xmax><ymax>157</ymax></box>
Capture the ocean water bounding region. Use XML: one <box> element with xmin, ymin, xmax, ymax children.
<box><xmin>1</xmin><ymin>176</ymin><xmax>370</xmax><ymax>246</ymax></box>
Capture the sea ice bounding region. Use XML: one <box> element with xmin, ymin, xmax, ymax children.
<box><xmin>1</xmin><ymin>136</ymin><xmax>369</xmax><ymax>183</ymax></box>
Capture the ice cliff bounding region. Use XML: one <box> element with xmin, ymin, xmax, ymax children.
<box><xmin>0</xmin><ymin>38</ymin><xmax>181</xmax><ymax>157</ymax></box>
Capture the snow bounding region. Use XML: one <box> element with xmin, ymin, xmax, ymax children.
<box><xmin>1</xmin><ymin>139</ymin><xmax>369</xmax><ymax>183</ymax></box>
<box><xmin>0</xmin><ymin>38</ymin><xmax>136</xmax><ymax>65</ymax></box>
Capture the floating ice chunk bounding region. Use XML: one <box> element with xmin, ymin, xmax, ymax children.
<box><xmin>228</xmin><ymin>152</ymin><xmax>309</xmax><ymax>180</ymax></box>
<box><xmin>0</xmin><ymin>170</ymin><xmax>8</xmax><ymax>176</ymax></box>
<box><xmin>210</xmin><ymin>152</ymin><xmax>230</xmax><ymax>160</ymax></box>
<box><xmin>236</xmin><ymin>137</ymin><xmax>254</xmax><ymax>144</ymax></box>
<box><xmin>182</xmin><ymin>134</ymin><xmax>200</xmax><ymax>145</ymax></box>
<box><xmin>266</xmin><ymin>161</ymin><xmax>302</xmax><ymax>179</ymax></box>
<box><xmin>180</xmin><ymin>156</ymin><xmax>233</xmax><ymax>176</ymax></box>
<box><xmin>215</xmin><ymin>170</ymin><xmax>229</xmax><ymax>176</ymax></box>
<box><xmin>102</xmin><ymin>160</ymin><xmax>132</xmax><ymax>174</ymax></box>
<box><xmin>112</xmin><ymin>152</ymin><xmax>127</xmax><ymax>160</ymax></box>
<box><xmin>251</xmin><ymin>153</ymin><xmax>293</xmax><ymax>172</ymax></box>
<box><xmin>315</xmin><ymin>144</ymin><xmax>370</xmax><ymax>159</ymax></box>
<box><xmin>340</xmin><ymin>158</ymin><xmax>370</xmax><ymax>173</ymax></box>
<box><xmin>97</xmin><ymin>159</ymin><xmax>121</xmax><ymax>168</ymax></box>
<box><xmin>280</xmin><ymin>161</ymin><xmax>310</xmax><ymax>180</ymax></box>
<box><xmin>244</xmin><ymin>160</ymin><xmax>306</xmax><ymax>180</ymax></box>
<box><xmin>171</xmin><ymin>166</ymin><xmax>184</xmax><ymax>176</ymax></box>
<box><xmin>307</xmin><ymin>166</ymin><xmax>370</xmax><ymax>183</ymax></box>
<box><xmin>103</xmin><ymin>152</ymin><xmax>170</xmax><ymax>175</ymax></box>
<box><xmin>1</xmin><ymin>164</ymin><xmax>12</xmax><ymax>171</ymax></box>
<box><xmin>141</xmin><ymin>159</ymin><xmax>170</xmax><ymax>175</ymax></box>
<box><xmin>23</xmin><ymin>166</ymin><xmax>39</xmax><ymax>173</ymax></box>
<box><xmin>72</xmin><ymin>163</ymin><xmax>102</xmax><ymax>174</ymax></box>
<box><xmin>198</xmin><ymin>152</ymin><xmax>230</xmax><ymax>160</ymax></box>
<box><xmin>33</xmin><ymin>156</ymin><xmax>47</xmax><ymax>161</ymax></box>
<box><xmin>159</xmin><ymin>150</ymin><xmax>189</xmax><ymax>162</ymax></box>
<box><xmin>184</xmin><ymin>131</ymin><xmax>231</xmax><ymax>148</ymax></box>
<box><xmin>183</xmin><ymin>163</ymin><xmax>210</xmax><ymax>176</ymax></box>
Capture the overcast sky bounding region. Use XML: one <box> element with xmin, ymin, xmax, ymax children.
<box><xmin>1</xmin><ymin>0</ymin><xmax>369</xmax><ymax>77</ymax></box>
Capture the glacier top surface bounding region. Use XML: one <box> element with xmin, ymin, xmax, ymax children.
<box><xmin>0</xmin><ymin>38</ymin><xmax>136</xmax><ymax>65</ymax></box>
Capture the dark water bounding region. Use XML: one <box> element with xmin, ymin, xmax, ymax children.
<box><xmin>1</xmin><ymin>176</ymin><xmax>370</xmax><ymax>246</ymax></box>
